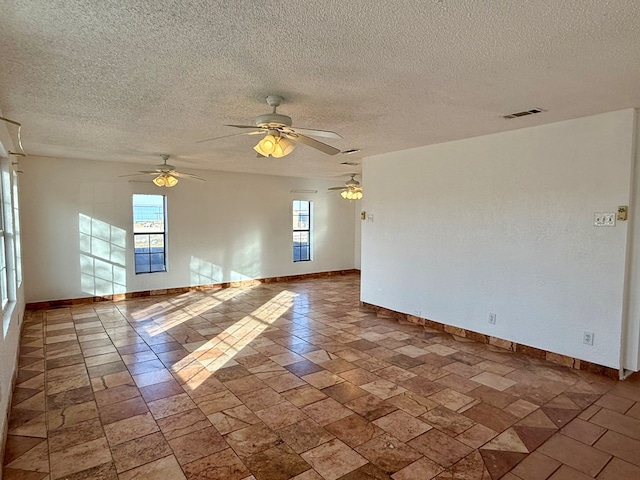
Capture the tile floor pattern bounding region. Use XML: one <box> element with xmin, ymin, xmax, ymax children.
<box><xmin>3</xmin><ymin>273</ymin><xmax>640</xmax><ymax>479</ymax></box>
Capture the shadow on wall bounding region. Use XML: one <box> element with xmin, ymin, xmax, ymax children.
<box><xmin>190</xmin><ymin>256</ymin><xmax>223</xmax><ymax>286</ymax></box>
<box><xmin>79</xmin><ymin>213</ymin><xmax>127</xmax><ymax>296</ymax></box>
<box><xmin>189</xmin><ymin>255</ymin><xmax>257</xmax><ymax>286</ymax></box>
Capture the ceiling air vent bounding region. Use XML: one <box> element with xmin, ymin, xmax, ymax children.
<box><xmin>503</xmin><ymin>108</ymin><xmax>544</xmax><ymax>119</ymax></box>
<box><xmin>341</xmin><ymin>149</ymin><xmax>361</xmax><ymax>155</ymax></box>
<box><xmin>341</xmin><ymin>161</ymin><xmax>360</xmax><ymax>166</ymax></box>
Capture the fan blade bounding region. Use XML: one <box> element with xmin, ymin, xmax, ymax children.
<box><xmin>118</xmin><ymin>171</ymin><xmax>158</xmax><ymax>177</ymax></box>
<box><xmin>171</xmin><ymin>172</ymin><xmax>206</xmax><ymax>181</ymax></box>
<box><xmin>196</xmin><ymin>129</ymin><xmax>263</xmax><ymax>144</ymax></box>
<box><xmin>327</xmin><ymin>186</ymin><xmax>347</xmax><ymax>190</ymax></box>
<box><xmin>284</xmin><ymin>133</ymin><xmax>340</xmax><ymax>155</ymax></box>
<box><xmin>225</xmin><ymin>124</ymin><xmax>263</xmax><ymax>129</ymax></box>
<box><xmin>282</xmin><ymin>126</ymin><xmax>342</xmax><ymax>139</ymax></box>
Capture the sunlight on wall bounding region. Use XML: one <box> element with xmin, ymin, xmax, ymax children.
<box><xmin>190</xmin><ymin>255</ymin><xmax>259</xmax><ymax>286</ymax></box>
<box><xmin>230</xmin><ymin>270</ymin><xmax>253</xmax><ymax>282</ymax></box>
<box><xmin>79</xmin><ymin>214</ymin><xmax>127</xmax><ymax>296</ymax></box>
<box><xmin>189</xmin><ymin>256</ymin><xmax>223</xmax><ymax>286</ymax></box>
<box><xmin>230</xmin><ymin>234</ymin><xmax>263</xmax><ymax>279</ymax></box>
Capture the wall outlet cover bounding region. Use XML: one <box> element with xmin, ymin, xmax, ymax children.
<box><xmin>583</xmin><ymin>331</ymin><xmax>594</xmax><ymax>346</ymax></box>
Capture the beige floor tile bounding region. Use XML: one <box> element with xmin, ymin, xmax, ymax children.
<box><xmin>373</xmin><ymin>410</ymin><xmax>432</xmax><ymax>442</ymax></box>
<box><xmin>538</xmin><ymin>433</ymin><xmax>611</xmax><ymax>476</ymax></box>
<box><xmin>301</xmin><ymin>438</ymin><xmax>368</xmax><ymax>480</ymax></box>
<box><xmin>118</xmin><ymin>454</ymin><xmax>186</xmax><ymax>480</ymax></box>
<box><xmin>103</xmin><ymin>412</ymin><xmax>159</xmax><ymax>445</ymax></box>
<box><xmin>49</xmin><ymin>436</ymin><xmax>112</xmax><ymax>479</ymax></box>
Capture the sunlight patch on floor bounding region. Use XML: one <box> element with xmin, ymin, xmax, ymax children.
<box><xmin>174</xmin><ymin>290</ymin><xmax>296</xmax><ymax>389</ymax></box>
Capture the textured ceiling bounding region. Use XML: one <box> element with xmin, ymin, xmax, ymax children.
<box><xmin>2</xmin><ymin>1</ymin><xmax>640</xmax><ymax>179</ymax></box>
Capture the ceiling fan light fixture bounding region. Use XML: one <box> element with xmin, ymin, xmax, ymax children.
<box><xmin>153</xmin><ymin>175</ymin><xmax>166</xmax><ymax>187</ymax></box>
<box><xmin>341</xmin><ymin>188</ymin><xmax>362</xmax><ymax>200</ymax></box>
<box><xmin>254</xmin><ymin>134</ymin><xmax>296</xmax><ymax>158</ymax></box>
<box><xmin>153</xmin><ymin>173</ymin><xmax>178</xmax><ymax>187</ymax></box>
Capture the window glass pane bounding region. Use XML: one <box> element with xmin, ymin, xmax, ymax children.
<box><xmin>133</xmin><ymin>195</ymin><xmax>166</xmax><ymax>274</ymax></box>
<box><xmin>0</xmin><ymin>235</ymin><xmax>6</xmax><ymax>305</ymax></box>
<box><xmin>149</xmin><ymin>234</ymin><xmax>165</xmax><ymax>249</ymax></box>
<box><xmin>135</xmin><ymin>253</ymin><xmax>151</xmax><ymax>273</ymax></box>
<box><xmin>133</xmin><ymin>194</ymin><xmax>165</xmax><ymax>233</ymax></box>
<box><xmin>135</xmin><ymin>234</ymin><xmax>150</xmax><ymax>252</ymax></box>
<box><xmin>150</xmin><ymin>253</ymin><xmax>165</xmax><ymax>272</ymax></box>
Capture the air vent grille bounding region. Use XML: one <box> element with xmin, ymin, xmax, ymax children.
<box><xmin>341</xmin><ymin>161</ymin><xmax>360</xmax><ymax>166</ymax></box>
<box><xmin>503</xmin><ymin>108</ymin><xmax>544</xmax><ymax>119</ymax></box>
<box><xmin>342</xmin><ymin>149</ymin><xmax>361</xmax><ymax>155</ymax></box>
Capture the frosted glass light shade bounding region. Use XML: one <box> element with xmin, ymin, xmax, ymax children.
<box><xmin>271</xmin><ymin>137</ymin><xmax>296</xmax><ymax>158</ymax></box>
<box><xmin>153</xmin><ymin>173</ymin><xmax>178</xmax><ymax>187</ymax></box>
<box><xmin>255</xmin><ymin>135</ymin><xmax>296</xmax><ymax>157</ymax></box>
<box><xmin>341</xmin><ymin>188</ymin><xmax>362</xmax><ymax>200</ymax></box>
<box><xmin>254</xmin><ymin>135</ymin><xmax>278</xmax><ymax>156</ymax></box>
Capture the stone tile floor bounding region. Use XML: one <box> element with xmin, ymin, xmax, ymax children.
<box><xmin>3</xmin><ymin>273</ymin><xmax>640</xmax><ymax>479</ymax></box>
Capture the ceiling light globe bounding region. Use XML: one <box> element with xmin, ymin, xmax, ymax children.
<box><xmin>278</xmin><ymin>137</ymin><xmax>296</xmax><ymax>157</ymax></box>
<box><xmin>153</xmin><ymin>175</ymin><xmax>166</xmax><ymax>187</ymax></box>
<box><xmin>165</xmin><ymin>175</ymin><xmax>178</xmax><ymax>187</ymax></box>
<box><xmin>255</xmin><ymin>134</ymin><xmax>278</xmax><ymax>156</ymax></box>
<box><xmin>341</xmin><ymin>190</ymin><xmax>348</xmax><ymax>199</ymax></box>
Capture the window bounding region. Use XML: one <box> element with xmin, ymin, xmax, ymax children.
<box><xmin>12</xmin><ymin>169</ymin><xmax>21</xmax><ymax>287</ymax></box>
<box><xmin>133</xmin><ymin>194</ymin><xmax>167</xmax><ymax>274</ymax></box>
<box><xmin>0</xmin><ymin>161</ymin><xmax>13</xmax><ymax>309</ymax></box>
<box><xmin>0</xmin><ymin>205</ymin><xmax>7</xmax><ymax>308</ymax></box>
<box><xmin>293</xmin><ymin>200</ymin><xmax>312</xmax><ymax>262</ymax></box>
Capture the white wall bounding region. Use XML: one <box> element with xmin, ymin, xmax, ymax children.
<box><xmin>622</xmin><ymin>113</ymin><xmax>640</xmax><ymax>371</ymax></box>
<box><xmin>354</xmin><ymin>200</ymin><xmax>362</xmax><ymax>270</ymax></box>
<box><xmin>0</xmin><ymin>114</ymin><xmax>26</xmax><ymax>459</ymax></box>
<box><xmin>21</xmin><ymin>156</ymin><xmax>357</xmax><ymax>303</ymax></box>
<box><xmin>361</xmin><ymin>109</ymin><xmax>638</xmax><ymax>370</ymax></box>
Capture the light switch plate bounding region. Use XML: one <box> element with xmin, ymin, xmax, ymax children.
<box><xmin>594</xmin><ymin>213</ymin><xmax>615</xmax><ymax>227</ymax></box>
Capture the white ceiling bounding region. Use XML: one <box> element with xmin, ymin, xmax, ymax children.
<box><xmin>2</xmin><ymin>1</ymin><xmax>640</xmax><ymax>179</ymax></box>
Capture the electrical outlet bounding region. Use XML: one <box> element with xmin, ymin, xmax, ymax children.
<box><xmin>583</xmin><ymin>331</ymin><xmax>594</xmax><ymax>346</ymax></box>
<box><xmin>488</xmin><ymin>313</ymin><xmax>497</xmax><ymax>325</ymax></box>
<box><xmin>617</xmin><ymin>206</ymin><xmax>628</xmax><ymax>221</ymax></box>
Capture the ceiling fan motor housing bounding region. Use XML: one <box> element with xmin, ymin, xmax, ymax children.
<box><xmin>255</xmin><ymin>113</ymin><xmax>293</xmax><ymax>129</ymax></box>
<box><xmin>346</xmin><ymin>175</ymin><xmax>360</xmax><ymax>188</ymax></box>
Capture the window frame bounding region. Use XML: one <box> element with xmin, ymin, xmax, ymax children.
<box><xmin>132</xmin><ymin>194</ymin><xmax>167</xmax><ymax>274</ymax></box>
<box><xmin>292</xmin><ymin>200</ymin><xmax>312</xmax><ymax>263</ymax></box>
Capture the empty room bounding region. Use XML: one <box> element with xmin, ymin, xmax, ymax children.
<box><xmin>2</xmin><ymin>1</ymin><xmax>640</xmax><ymax>479</ymax></box>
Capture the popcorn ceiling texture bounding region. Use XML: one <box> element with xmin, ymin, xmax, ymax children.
<box><xmin>1</xmin><ymin>0</ymin><xmax>640</xmax><ymax>178</ymax></box>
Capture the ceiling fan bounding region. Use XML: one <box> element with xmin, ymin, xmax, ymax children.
<box><xmin>120</xmin><ymin>154</ymin><xmax>205</xmax><ymax>187</ymax></box>
<box><xmin>329</xmin><ymin>174</ymin><xmax>363</xmax><ymax>200</ymax></box>
<box><xmin>197</xmin><ymin>95</ymin><xmax>342</xmax><ymax>157</ymax></box>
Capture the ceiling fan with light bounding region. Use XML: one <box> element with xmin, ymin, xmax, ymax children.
<box><xmin>329</xmin><ymin>174</ymin><xmax>363</xmax><ymax>200</ymax></box>
<box><xmin>197</xmin><ymin>95</ymin><xmax>342</xmax><ymax>157</ymax></box>
<box><xmin>120</xmin><ymin>155</ymin><xmax>205</xmax><ymax>187</ymax></box>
